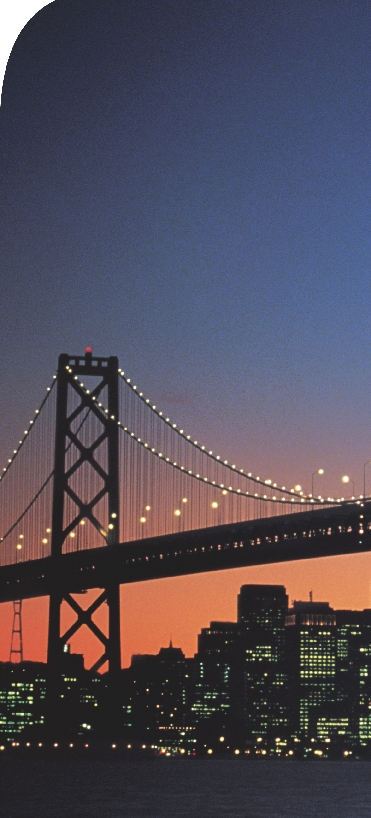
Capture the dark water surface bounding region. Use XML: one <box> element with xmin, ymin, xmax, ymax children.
<box><xmin>2</xmin><ymin>759</ymin><xmax>371</xmax><ymax>818</ymax></box>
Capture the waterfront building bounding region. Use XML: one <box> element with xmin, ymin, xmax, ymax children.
<box><xmin>238</xmin><ymin>585</ymin><xmax>289</xmax><ymax>740</ymax></box>
<box><xmin>286</xmin><ymin>600</ymin><xmax>337</xmax><ymax>738</ymax></box>
<box><xmin>336</xmin><ymin>609</ymin><xmax>371</xmax><ymax>747</ymax></box>
<box><xmin>0</xmin><ymin>661</ymin><xmax>46</xmax><ymax>738</ymax></box>
<box><xmin>192</xmin><ymin>621</ymin><xmax>243</xmax><ymax>743</ymax></box>
<box><xmin>122</xmin><ymin>643</ymin><xmax>194</xmax><ymax>749</ymax></box>
<box><xmin>4</xmin><ymin>587</ymin><xmax>371</xmax><ymax>753</ymax></box>
<box><xmin>121</xmin><ymin>654</ymin><xmax>158</xmax><ymax>741</ymax></box>
<box><xmin>0</xmin><ymin>646</ymin><xmax>102</xmax><ymax>740</ymax></box>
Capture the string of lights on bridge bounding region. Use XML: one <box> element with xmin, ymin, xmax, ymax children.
<box><xmin>117</xmin><ymin>368</ymin><xmax>308</xmax><ymax>501</ymax></box>
<box><xmin>66</xmin><ymin>369</ymin><xmax>307</xmax><ymax>506</ymax></box>
<box><xmin>0</xmin><ymin>364</ymin><xmax>367</xmax><ymax>561</ymax></box>
<box><xmin>67</xmin><ymin>365</ymin><xmax>358</xmax><ymax>508</ymax></box>
<box><xmin>0</xmin><ymin>367</ymin><xmax>363</xmax><ymax>511</ymax></box>
<box><xmin>116</xmin><ymin>368</ymin><xmax>361</xmax><ymax>507</ymax></box>
<box><xmin>0</xmin><ymin>376</ymin><xmax>57</xmax><ymax>484</ymax></box>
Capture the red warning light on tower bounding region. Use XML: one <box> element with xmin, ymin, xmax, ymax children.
<box><xmin>85</xmin><ymin>346</ymin><xmax>92</xmax><ymax>355</ymax></box>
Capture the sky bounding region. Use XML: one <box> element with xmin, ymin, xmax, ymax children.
<box><xmin>0</xmin><ymin>0</ymin><xmax>371</xmax><ymax>669</ymax></box>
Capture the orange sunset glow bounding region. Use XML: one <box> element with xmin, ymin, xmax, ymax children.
<box><xmin>2</xmin><ymin>551</ymin><xmax>371</xmax><ymax>670</ymax></box>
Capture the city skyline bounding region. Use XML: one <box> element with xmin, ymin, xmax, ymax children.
<box><xmin>4</xmin><ymin>581</ymin><xmax>371</xmax><ymax>756</ymax></box>
<box><xmin>3</xmin><ymin>555</ymin><xmax>371</xmax><ymax>671</ymax></box>
<box><xmin>1</xmin><ymin>1</ymin><xmax>371</xmax><ymax>668</ymax></box>
<box><xmin>8</xmin><ymin>582</ymin><xmax>371</xmax><ymax>668</ymax></box>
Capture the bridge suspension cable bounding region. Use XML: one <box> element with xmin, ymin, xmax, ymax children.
<box><xmin>68</xmin><ymin>370</ymin><xmax>356</xmax><ymax>541</ymax></box>
<box><xmin>65</xmin><ymin>371</ymin><xmax>341</xmax><ymax>545</ymax></box>
<box><xmin>117</xmin><ymin>368</ymin><xmax>328</xmax><ymax>505</ymax></box>
<box><xmin>0</xmin><ymin>377</ymin><xmax>57</xmax><ymax>566</ymax></box>
<box><xmin>73</xmin><ymin>372</ymin><xmax>312</xmax><ymax>507</ymax></box>
<box><xmin>0</xmin><ymin>376</ymin><xmax>57</xmax><ymax>484</ymax></box>
<box><xmin>1</xmin><ymin>357</ymin><xmax>359</xmax><ymax>568</ymax></box>
<box><xmin>0</xmin><ymin>404</ymin><xmax>92</xmax><ymax>548</ymax></box>
<box><xmin>0</xmin><ymin>471</ymin><xmax>54</xmax><ymax>545</ymax></box>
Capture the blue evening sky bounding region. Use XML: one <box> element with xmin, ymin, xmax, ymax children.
<box><xmin>1</xmin><ymin>0</ymin><xmax>370</xmax><ymax>498</ymax></box>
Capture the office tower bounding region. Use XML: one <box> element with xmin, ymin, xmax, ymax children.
<box><xmin>237</xmin><ymin>585</ymin><xmax>289</xmax><ymax>740</ymax></box>
<box><xmin>0</xmin><ymin>661</ymin><xmax>46</xmax><ymax>738</ymax></box>
<box><xmin>336</xmin><ymin>609</ymin><xmax>371</xmax><ymax>748</ymax></box>
<box><xmin>57</xmin><ymin>645</ymin><xmax>103</xmax><ymax>737</ymax></box>
<box><xmin>122</xmin><ymin>644</ymin><xmax>194</xmax><ymax>749</ymax></box>
<box><xmin>192</xmin><ymin>621</ymin><xmax>243</xmax><ymax>743</ymax></box>
<box><xmin>286</xmin><ymin>600</ymin><xmax>337</xmax><ymax>738</ymax></box>
<box><xmin>0</xmin><ymin>647</ymin><xmax>103</xmax><ymax>741</ymax></box>
<box><xmin>156</xmin><ymin>644</ymin><xmax>194</xmax><ymax>748</ymax></box>
<box><xmin>121</xmin><ymin>654</ymin><xmax>158</xmax><ymax>741</ymax></box>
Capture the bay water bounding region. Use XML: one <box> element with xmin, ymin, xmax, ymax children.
<box><xmin>2</xmin><ymin>758</ymin><xmax>371</xmax><ymax>817</ymax></box>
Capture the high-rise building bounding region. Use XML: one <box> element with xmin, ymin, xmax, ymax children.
<box><xmin>122</xmin><ymin>644</ymin><xmax>194</xmax><ymax>750</ymax></box>
<box><xmin>0</xmin><ymin>647</ymin><xmax>102</xmax><ymax>741</ymax></box>
<box><xmin>156</xmin><ymin>644</ymin><xmax>194</xmax><ymax>749</ymax></box>
<box><xmin>336</xmin><ymin>609</ymin><xmax>371</xmax><ymax>747</ymax></box>
<box><xmin>286</xmin><ymin>600</ymin><xmax>337</xmax><ymax>738</ymax></box>
<box><xmin>237</xmin><ymin>585</ymin><xmax>289</xmax><ymax>740</ymax></box>
<box><xmin>121</xmin><ymin>653</ymin><xmax>158</xmax><ymax>741</ymax></box>
<box><xmin>5</xmin><ymin>587</ymin><xmax>371</xmax><ymax>753</ymax></box>
<box><xmin>192</xmin><ymin>621</ymin><xmax>243</xmax><ymax>743</ymax></box>
<box><xmin>0</xmin><ymin>661</ymin><xmax>46</xmax><ymax>738</ymax></box>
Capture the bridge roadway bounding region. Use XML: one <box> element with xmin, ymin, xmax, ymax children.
<box><xmin>1</xmin><ymin>502</ymin><xmax>371</xmax><ymax>603</ymax></box>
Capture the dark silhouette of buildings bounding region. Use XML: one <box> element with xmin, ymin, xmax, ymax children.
<box><xmin>121</xmin><ymin>643</ymin><xmax>194</xmax><ymax>751</ymax></box>
<box><xmin>192</xmin><ymin>621</ymin><xmax>243</xmax><ymax>747</ymax></box>
<box><xmin>3</xmin><ymin>585</ymin><xmax>371</xmax><ymax>756</ymax></box>
<box><xmin>238</xmin><ymin>585</ymin><xmax>288</xmax><ymax>741</ymax></box>
<box><xmin>0</xmin><ymin>644</ymin><xmax>102</xmax><ymax>741</ymax></box>
<box><xmin>0</xmin><ymin>661</ymin><xmax>46</xmax><ymax>737</ymax></box>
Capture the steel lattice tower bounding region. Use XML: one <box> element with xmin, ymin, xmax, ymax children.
<box><xmin>46</xmin><ymin>349</ymin><xmax>120</xmax><ymax>734</ymax></box>
<box><xmin>9</xmin><ymin>600</ymin><xmax>23</xmax><ymax>662</ymax></box>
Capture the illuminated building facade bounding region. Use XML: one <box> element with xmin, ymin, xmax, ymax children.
<box><xmin>0</xmin><ymin>647</ymin><xmax>102</xmax><ymax>740</ymax></box>
<box><xmin>238</xmin><ymin>585</ymin><xmax>289</xmax><ymax>740</ymax></box>
<box><xmin>191</xmin><ymin>621</ymin><xmax>243</xmax><ymax>743</ymax></box>
<box><xmin>286</xmin><ymin>601</ymin><xmax>337</xmax><ymax>738</ymax></box>
<box><xmin>336</xmin><ymin>609</ymin><xmax>371</xmax><ymax>747</ymax></box>
<box><xmin>5</xmin><ymin>590</ymin><xmax>371</xmax><ymax>752</ymax></box>
<box><xmin>0</xmin><ymin>662</ymin><xmax>46</xmax><ymax>737</ymax></box>
<box><xmin>121</xmin><ymin>644</ymin><xmax>194</xmax><ymax>749</ymax></box>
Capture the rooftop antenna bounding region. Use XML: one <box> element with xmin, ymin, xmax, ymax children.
<box><xmin>309</xmin><ymin>590</ymin><xmax>313</xmax><ymax>603</ymax></box>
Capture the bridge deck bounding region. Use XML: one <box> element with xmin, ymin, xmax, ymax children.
<box><xmin>0</xmin><ymin>503</ymin><xmax>370</xmax><ymax>603</ymax></box>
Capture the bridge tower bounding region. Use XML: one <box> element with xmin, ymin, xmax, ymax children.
<box><xmin>46</xmin><ymin>349</ymin><xmax>120</xmax><ymax>734</ymax></box>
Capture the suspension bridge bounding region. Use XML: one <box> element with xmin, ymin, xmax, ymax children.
<box><xmin>0</xmin><ymin>349</ymin><xmax>370</xmax><ymax>725</ymax></box>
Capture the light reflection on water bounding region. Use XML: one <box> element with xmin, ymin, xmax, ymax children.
<box><xmin>2</xmin><ymin>759</ymin><xmax>371</xmax><ymax>818</ymax></box>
